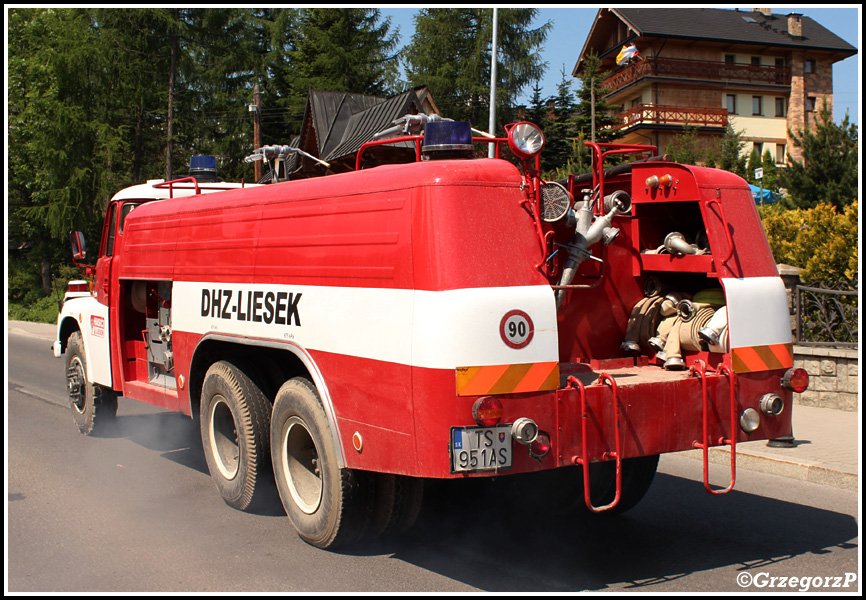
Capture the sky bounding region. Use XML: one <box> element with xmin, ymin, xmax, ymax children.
<box><xmin>381</xmin><ymin>5</ymin><xmax>861</xmax><ymax>126</ymax></box>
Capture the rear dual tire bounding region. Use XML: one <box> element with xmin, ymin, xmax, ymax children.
<box><xmin>270</xmin><ymin>377</ymin><xmax>372</xmax><ymax>549</ymax></box>
<box><xmin>270</xmin><ymin>377</ymin><xmax>423</xmax><ymax>549</ymax></box>
<box><xmin>200</xmin><ymin>360</ymin><xmax>272</xmax><ymax>511</ymax></box>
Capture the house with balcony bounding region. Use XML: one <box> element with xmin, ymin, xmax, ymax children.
<box><xmin>573</xmin><ymin>8</ymin><xmax>856</xmax><ymax>165</ymax></box>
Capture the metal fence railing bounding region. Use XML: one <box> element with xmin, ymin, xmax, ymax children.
<box><xmin>794</xmin><ymin>281</ymin><xmax>858</xmax><ymax>348</ymax></box>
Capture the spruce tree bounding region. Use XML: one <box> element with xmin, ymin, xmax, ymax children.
<box><xmin>572</xmin><ymin>52</ymin><xmax>620</xmax><ymax>143</ymax></box>
<box><xmin>782</xmin><ymin>100</ymin><xmax>858</xmax><ymax>210</ymax></box>
<box><xmin>288</xmin><ymin>8</ymin><xmax>401</xmax><ymax>113</ymax></box>
<box><xmin>403</xmin><ymin>8</ymin><xmax>550</xmax><ymax>130</ymax></box>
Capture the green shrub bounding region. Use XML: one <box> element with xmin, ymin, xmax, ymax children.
<box><xmin>760</xmin><ymin>201</ymin><xmax>858</xmax><ymax>284</ymax></box>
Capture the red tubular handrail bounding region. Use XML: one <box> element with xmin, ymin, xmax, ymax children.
<box><xmin>568</xmin><ymin>373</ymin><xmax>623</xmax><ymax>512</ymax></box>
<box><xmin>691</xmin><ymin>360</ymin><xmax>737</xmax><ymax>494</ymax></box>
<box><xmin>152</xmin><ymin>176</ymin><xmax>201</xmax><ymax>198</ymax></box>
<box><xmin>706</xmin><ymin>198</ymin><xmax>734</xmax><ymax>267</ymax></box>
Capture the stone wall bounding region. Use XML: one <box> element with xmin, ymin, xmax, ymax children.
<box><xmin>793</xmin><ymin>346</ymin><xmax>859</xmax><ymax>411</ymax></box>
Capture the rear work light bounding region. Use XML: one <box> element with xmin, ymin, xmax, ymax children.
<box><xmin>781</xmin><ymin>368</ymin><xmax>809</xmax><ymax>393</ymax></box>
<box><xmin>472</xmin><ymin>396</ymin><xmax>503</xmax><ymax>427</ymax></box>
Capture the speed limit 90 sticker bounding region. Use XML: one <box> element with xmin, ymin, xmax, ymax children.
<box><xmin>500</xmin><ymin>310</ymin><xmax>534</xmax><ymax>349</ymax></box>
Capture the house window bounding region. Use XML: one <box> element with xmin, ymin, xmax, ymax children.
<box><xmin>753</xmin><ymin>142</ymin><xmax>763</xmax><ymax>157</ymax></box>
<box><xmin>775</xmin><ymin>58</ymin><xmax>785</xmax><ymax>68</ymax></box>
<box><xmin>775</xmin><ymin>97</ymin><xmax>786</xmax><ymax>117</ymax></box>
<box><xmin>631</xmin><ymin>96</ymin><xmax>641</xmax><ymax>108</ymax></box>
<box><xmin>726</xmin><ymin>94</ymin><xmax>737</xmax><ymax>115</ymax></box>
<box><xmin>725</xmin><ymin>54</ymin><xmax>736</xmax><ymax>64</ymax></box>
<box><xmin>776</xmin><ymin>144</ymin><xmax>786</xmax><ymax>165</ymax></box>
<box><xmin>805</xmin><ymin>59</ymin><xmax>816</xmax><ymax>74</ymax></box>
<box><xmin>752</xmin><ymin>96</ymin><xmax>763</xmax><ymax>116</ymax></box>
<box><xmin>751</xmin><ymin>56</ymin><xmax>761</xmax><ymax>66</ymax></box>
<box><xmin>806</xmin><ymin>96</ymin><xmax>816</xmax><ymax>111</ymax></box>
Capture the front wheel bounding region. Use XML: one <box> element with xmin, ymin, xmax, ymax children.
<box><xmin>271</xmin><ymin>377</ymin><xmax>373</xmax><ymax>549</ymax></box>
<box><xmin>65</xmin><ymin>331</ymin><xmax>117</xmax><ymax>435</ymax></box>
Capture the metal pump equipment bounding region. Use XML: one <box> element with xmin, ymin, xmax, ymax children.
<box><xmin>555</xmin><ymin>190</ymin><xmax>631</xmax><ymax>308</ymax></box>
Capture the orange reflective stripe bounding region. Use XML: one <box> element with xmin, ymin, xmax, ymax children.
<box><xmin>731</xmin><ymin>343</ymin><xmax>793</xmax><ymax>373</ymax></box>
<box><xmin>456</xmin><ymin>364</ymin><xmax>510</xmax><ymax>397</ymax></box>
<box><xmin>456</xmin><ymin>362</ymin><xmax>560</xmax><ymax>396</ymax></box>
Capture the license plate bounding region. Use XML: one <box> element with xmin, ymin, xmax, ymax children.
<box><xmin>450</xmin><ymin>425</ymin><xmax>513</xmax><ymax>473</ymax></box>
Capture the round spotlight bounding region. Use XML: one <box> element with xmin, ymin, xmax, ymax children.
<box><xmin>506</xmin><ymin>122</ymin><xmax>545</xmax><ymax>161</ymax></box>
<box><xmin>740</xmin><ymin>408</ymin><xmax>761</xmax><ymax>433</ymax></box>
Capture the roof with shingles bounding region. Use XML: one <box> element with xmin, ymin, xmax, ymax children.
<box><xmin>285</xmin><ymin>88</ymin><xmax>434</xmax><ymax>176</ymax></box>
<box><xmin>614</xmin><ymin>8</ymin><xmax>857</xmax><ymax>53</ymax></box>
<box><xmin>576</xmin><ymin>8</ymin><xmax>857</xmax><ymax>72</ymax></box>
<box><xmin>324</xmin><ymin>89</ymin><xmax>423</xmax><ymax>161</ymax></box>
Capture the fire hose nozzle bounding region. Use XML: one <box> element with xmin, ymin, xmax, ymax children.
<box><xmin>664</xmin><ymin>232</ymin><xmax>697</xmax><ymax>257</ymax></box>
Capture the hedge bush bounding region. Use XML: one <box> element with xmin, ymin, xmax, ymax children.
<box><xmin>759</xmin><ymin>201</ymin><xmax>858</xmax><ymax>284</ymax></box>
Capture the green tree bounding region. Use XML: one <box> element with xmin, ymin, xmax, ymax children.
<box><xmin>572</xmin><ymin>52</ymin><xmax>620</xmax><ymax>143</ymax></box>
<box><xmin>540</xmin><ymin>67</ymin><xmax>578</xmax><ymax>173</ymax></box>
<box><xmin>287</xmin><ymin>8</ymin><xmax>401</xmax><ymax>114</ymax></box>
<box><xmin>524</xmin><ymin>79</ymin><xmax>548</xmax><ymax>127</ymax></box>
<box><xmin>403</xmin><ymin>8</ymin><xmax>550</xmax><ymax>130</ymax></box>
<box><xmin>666</xmin><ymin>125</ymin><xmax>701</xmax><ymax>165</ymax></box>
<box><xmin>746</xmin><ymin>148</ymin><xmax>762</xmax><ymax>184</ymax></box>
<box><xmin>8</xmin><ymin>8</ymin><xmax>111</xmax><ymax>293</ymax></box>
<box><xmin>760</xmin><ymin>149</ymin><xmax>779</xmax><ymax>193</ymax></box>
<box><xmin>781</xmin><ymin>100</ymin><xmax>858</xmax><ymax>210</ymax></box>
<box><xmin>717</xmin><ymin>123</ymin><xmax>747</xmax><ymax>178</ymax></box>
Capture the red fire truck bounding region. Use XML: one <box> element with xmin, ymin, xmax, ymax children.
<box><xmin>55</xmin><ymin>119</ymin><xmax>808</xmax><ymax>549</ymax></box>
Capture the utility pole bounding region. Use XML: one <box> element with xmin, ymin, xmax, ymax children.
<box><xmin>488</xmin><ymin>8</ymin><xmax>498</xmax><ymax>158</ymax></box>
<box><xmin>252</xmin><ymin>85</ymin><xmax>262</xmax><ymax>182</ymax></box>
<box><xmin>591</xmin><ymin>76</ymin><xmax>596</xmax><ymax>143</ymax></box>
<box><xmin>166</xmin><ymin>9</ymin><xmax>179</xmax><ymax>181</ymax></box>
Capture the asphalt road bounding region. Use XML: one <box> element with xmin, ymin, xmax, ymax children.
<box><xmin>6</xmin><ymin>327</ymin><xmax>861</xmax><ymax>593</ymax></box>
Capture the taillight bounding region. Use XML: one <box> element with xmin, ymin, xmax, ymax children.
<box><xmin>529</xmin><ymin>431</ymin><xmax>551</xmax><ymax>460</ymax></box>
<box><xmin>782</xmin><ymin>368</ymin><xmax>809</xmax><ymax>393</ymax></box>
<box><xmin>472</xmin><ymin>396</ymin><xmax>503</xmax><ymax>427</ymax></box>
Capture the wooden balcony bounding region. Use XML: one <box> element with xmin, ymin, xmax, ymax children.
<box><xmin>609</xmin><ymin>104</ymin><xmax>728</xmax><ymax>132</ymax></box>
<box><xmin>604</xmin><ymin>57</ymin><xmax>791</xmax><ymax>92</ymax></box>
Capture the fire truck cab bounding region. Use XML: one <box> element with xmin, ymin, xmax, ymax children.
<box><xmin>55</xmin><ymin>120</ymin><xmax>808</xmax><ymax>549</ymax></box>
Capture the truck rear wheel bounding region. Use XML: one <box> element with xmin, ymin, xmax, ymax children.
<box><xmin>589</xmin><ymin>454</ymin><xmax>660</xmax><ymax>515</ymax></box>
<box><xmin>271</xmin><ymin>377</ymin><xmax>373</xmax><ymax>549</ymax></box>
<box><xmin>65</xmin><ymin>331</ymin><xmax>117</xmax><ymax>435</ymax></box>
<box><xmin>370</xmin><ymin>473</ymin><xmax>424</xmax><ymax>538</ymax></box>
<box><xmin>200</xmin><ymin>360</ymin><xmax>272</xmax><ymax>511</ymax></box>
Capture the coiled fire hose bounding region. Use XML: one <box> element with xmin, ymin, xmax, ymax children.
<box><xmin>622</xmin><ymin>288</ymin><xmax>726</xmax><ymax>370</ymax></box>
<box><xmin>622</xmin><ymin>292</ymin><xmax>690</xmax><ymax>353</ymax></box>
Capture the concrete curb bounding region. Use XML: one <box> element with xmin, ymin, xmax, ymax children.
<box><xmin>680</xmin><ymin>446</ymin><xmax>858</xmax><ymax>492</ymax></box>
<box><xmin>7</xmin><ymin>320</ymin><xmax>57</xmax><ymax>340</ymax></box>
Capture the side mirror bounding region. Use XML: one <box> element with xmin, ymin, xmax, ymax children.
<box><xmin>70</xmin><ymin>231</ymin><xmax>87</xmax><ymax>262</ymax></box>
